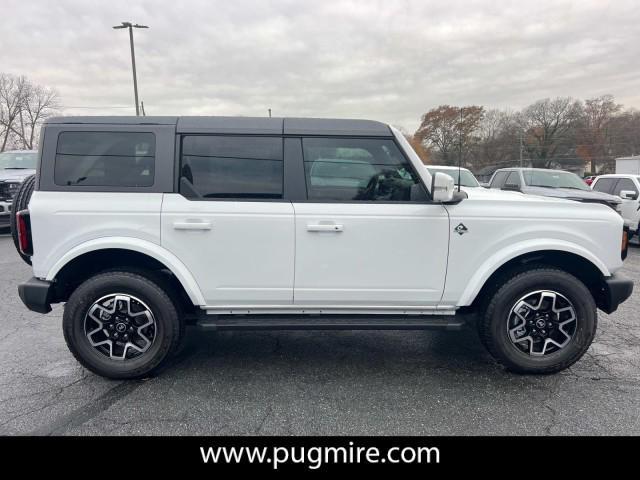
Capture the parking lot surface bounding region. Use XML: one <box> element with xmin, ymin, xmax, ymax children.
<box><xmin>0</xmin><ymin>233</ymin><xmax>638</xmax><ymax>435</ymax></box>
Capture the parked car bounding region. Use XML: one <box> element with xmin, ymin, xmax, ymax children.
<box><xmin>592</xmin><ymin>174</ymin><xmax>640</xmax><ymax>239</ymax></box>
<box><xmin>426</xmin><ymin>166</ymin><xmax>482</xmax><ymax>189</ymax></box>
<box><xmin>0</xmin><ymin>150</ymin><xmax>38</xmax><ymax>228</ymax></box>
<box><xmin>488</xmin><ymin>168</ymin><xmax>622</xmax><ymax>213</ymax></box>
<box><xmin>584</xmin><ymin>175</ymin><xmax>597</xmax><ymax>186</ymax></box>
<box><xmin>15</xmin><ymin>116</ymin><xmax>632</xmax><ymax>379</ymax></box>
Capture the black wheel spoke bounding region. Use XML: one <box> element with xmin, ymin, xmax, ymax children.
<box><xmin>84</xmin><ymin>294</ymin><xmax>156</xmax><ymax>361</ymax></box>
<box><xmin>507</xmin><ymin>290</ymin><xmax>577</xmax><ymax>356</ymax></box>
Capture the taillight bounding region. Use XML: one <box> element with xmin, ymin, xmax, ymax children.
<box><xmin>621</xmin><ymin>227</ymin><xmax>629</xmax><ymax>261</ymax></box>
<box><xmin>16</xmin><ymin>210</ymin><xmax>32</xmax><ymax>256</ymax></box>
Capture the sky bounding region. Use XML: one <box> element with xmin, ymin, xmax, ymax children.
<box><xmin>1</xmin><ymin>0</ymin><xmax>639</xmax><ymax>132</ymax></box>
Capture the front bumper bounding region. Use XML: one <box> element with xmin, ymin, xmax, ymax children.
<box><xmin>0</xmin><ymin>200</ymin><xmax>10</xmax><ymax>226</ymax></box>
<box><xmin>599</xmin><ymin>273</ymin><xmax>634</xmax><ymax>314</ymax></box>
<box><xmin>18</xmin><ymin>277</ymin><xmax>53</xmax><ymax>314</ymax></box>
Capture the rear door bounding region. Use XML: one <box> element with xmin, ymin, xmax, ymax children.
<box><xmin>161</xmin><ymin>134</ymin><xmax>295</xmax><ymax>307</ymax></box>
<box><xmin>291</xmin><ymin>136</ymin><xmax>449</xmax><ymax>308</ymax></box>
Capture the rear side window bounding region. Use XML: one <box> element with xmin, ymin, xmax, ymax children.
<box><xmin>55</xmin><ymin>132</ymin><xmax>155</xmax><ymax>187</ymax></box>
<box><xmin>490</xmin><ymin>171</ymin><xmax>509</xmax><ymax>188</ymax></box>
<box><xmin>302</xmin><ymin>137</ymin><xmax>425</xmax><ymax>202</ymax></box>
<box><xmin>180</xmin><ymin>135</ymin><xmax>283</xmax><ymax>199</ymax></box>
<box><xmin>592</xmin><ymin>178</ymin><xmax>617</xmax><ymax>194</ymax></box>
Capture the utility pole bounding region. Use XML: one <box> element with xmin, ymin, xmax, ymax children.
<box><xmin>268</xmin><ymin>108</ymin><xmax>272</xmax><ymax>118</ymax></box>
<box><xmin>519</xmin><ymin>130</ymin><xmax>524</xmax><ymax>167</ymax></box>
<box><xmin>113</xmin><ymin>22</ymin><xmax>149</xmax><ymax>116</ymax></box>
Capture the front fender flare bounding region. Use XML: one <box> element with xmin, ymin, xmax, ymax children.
<box><xmin>457</xmin><ymin>239</ymin><xmax>610</xmax><ymax>307</ymax></box>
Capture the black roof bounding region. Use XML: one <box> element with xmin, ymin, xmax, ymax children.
<box><xmin>45</xmin><ymin>116</ymin><xmax>392</xmax><ymax>137</ymax></box>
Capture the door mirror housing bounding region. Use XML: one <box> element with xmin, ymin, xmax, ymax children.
<box><xmin>431</xmin><ymin>172</ymin><xmax>455</xmax><ymax>203</ymax></box>
<box><xmin>619</xmin><ymin>190</ymin><xmax>639</xmax><ymax>201</ymax></box>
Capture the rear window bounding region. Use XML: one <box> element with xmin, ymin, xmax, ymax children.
<box><xmin>180</xmin><ymin>135</ymin><xmax>283</xmax><ymax>199</ymax></box>
<box><xmin>55</xmin><ymin>132</ymin><xmax>155</xmax><ymax>187</ymax></box>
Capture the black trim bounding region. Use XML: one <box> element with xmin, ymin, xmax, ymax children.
<box><xmin>599</xmin><ymin>273</ymin><xmax>633</xmax><ymax>314</ymax></box>
<box><xmin>18</xmin><ymin>277</ymin><xmax>53</xmax><ymax>314</ymax></box>
<box><xmin>196</xmin><ymin>314</ymin><xmax>466</xmax><ymax>331</ymax></box>
<box><xmin>283</xmin><ymin>137</ymin><xmax>307</xmax><ymax>202</ymax></box>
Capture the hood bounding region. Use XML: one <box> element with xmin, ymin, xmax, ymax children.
<box><xmin>465</xmin><ymin>187</ymin><xmax>573</xmax><ymax>204</ymax></box>
<box><xmin>0</xmin><ymin>168</ymin><xmax>36</xmax><ymax>182</ymax></box>
<box><xmin>521</xmin><ymin>186</ymin><xmax>621</xmax><ymax>204</ymax></box>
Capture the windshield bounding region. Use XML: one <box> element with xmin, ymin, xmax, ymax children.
<box><xmin>428</xmin><ymin>168</ymin><xmax>479</xmax><ymax>187</ymax></box>
<box><xmin>0</xmin><ymin>151</ymin><xmax>38</xmax><ymax>170</ymax></box>
<box><xmin>522</xmin><ymin>170</ymin><xmax>589</xmax><ymax>190</ymax></box>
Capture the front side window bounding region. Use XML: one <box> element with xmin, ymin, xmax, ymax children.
<box><xmin>55</xmin><ymin>132</ymin><xmax>155</xmax><ymax>187</ymax></box>
<box><xmin>180</xmin><ymin>135</ymin><xmax>283</xmax><ymax>199</ymax></box>
<box><xmin>490</xmin><ymin>171</ymin><xmax>509</xmax><ymax>188</ymax></box>
<box><xmin>504</xmin><ymin>171</ymin><xmax>521</xmax><ymax>188</ymax></box>
<box><xmin>592</xmin><ymin>178</ymin><xmax>617</xmax><ymax>193</ymax></box>
<box><xmin>302</xmin><ymin>137</ymin><xmax>425</xmax><ymax>201</ymax></box>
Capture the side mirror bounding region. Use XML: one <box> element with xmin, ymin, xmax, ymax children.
<box><xmin>620</xmin><ymin>190</ymin><xmax>639</xmax><ymax>200</ymax></box>
<box><xmin>431</xmin><ymin>172</ymin><xmax>455</xmax><ymax>203</ymax></box>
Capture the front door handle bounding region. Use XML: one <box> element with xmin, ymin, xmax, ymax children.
<box><xmin>307</xmin><ymin>223</ymin><xmax>343</xmax><ymax>232</ymax></box>
<box><xmin>173</xmin><ymin>221</ymin><xmax>212</xmax><ymax>231</ymax></box>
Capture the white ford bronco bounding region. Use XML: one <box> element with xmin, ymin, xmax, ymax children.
<box><xmin>14</xmin><ymin>116</ymin><xmax>633</xmax><ymax>379</ymax></box>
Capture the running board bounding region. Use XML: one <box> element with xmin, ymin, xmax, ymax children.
<box><xmin>195</xmin><ymin>314</ymin><xmax>467</xmax><ymax>331</ymax></box>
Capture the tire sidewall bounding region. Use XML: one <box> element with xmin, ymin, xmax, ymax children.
<box><xmin>63</xmin><ymin>273</ymin><xmax>180</xmax><ymax>379</ymax></box>
<box><xmin>487</xmin><ymin>270</ymin><xmax>597</xmax><ymax>372</ymax></box>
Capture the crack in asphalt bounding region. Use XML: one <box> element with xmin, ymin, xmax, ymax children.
<box><xmin>28</xmin><ymin>381</ymin><xmax>141</xmax><ymax>436</ymax></box>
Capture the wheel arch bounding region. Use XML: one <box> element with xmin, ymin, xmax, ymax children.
<box><xmin>462</xmin><ymin>246</ymin><xmax>609</xmax><ymax>310</ymax></box>
<box><xmin>46</xmin><ymin>237</ymin><xmax>206</xmax><ymax>307</ymax></box>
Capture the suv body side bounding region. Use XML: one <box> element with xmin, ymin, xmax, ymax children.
<box><xmin>26</xmin><ymin>117</ymin><xmax>628</xmax><ymax>318</ymax></box>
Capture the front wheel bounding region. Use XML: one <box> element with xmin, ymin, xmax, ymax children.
<box><xmin>63</xmin><ymin>271</ymin><xmax>184</xmax><ymax>379</ymax></box>
<box><xmin>478</xmin><ymin>268</ymin><xmax>597</xmax><ymax>374</ymax></box>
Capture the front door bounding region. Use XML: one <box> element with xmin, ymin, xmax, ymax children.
<box><xmin>292</xmin><ymin>137</ymin><xmax>449</xmax><ymax>307</ymax></box>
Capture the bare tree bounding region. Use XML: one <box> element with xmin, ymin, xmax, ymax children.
<box><xmin>0</xmin><ymin>74</ymin><xmax>28</xmax><ymax>152</ymax></box>
<box><xmin>15</xmin><ymin>83</ymin><xmax>59</xmax><ymax>149</ymax></box>
<box><xmin>0</xmin><ymin>73</ymin><xmax>59</xmax><ymax>152</ymax></box>
<box><xmin>518</xmin><ymin>97</ymin><xmax>583</xmax><ymax>168</ymax></box>
<box><xmin>576</xmin><ymin>95</ymin><xmax>622</xmax><ymax>173</ymax></box>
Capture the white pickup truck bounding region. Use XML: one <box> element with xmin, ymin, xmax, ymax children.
<box><xmin>13</xmin><ymin>116</ymin><xmax>632</xmax><ymax>379</ymax></box>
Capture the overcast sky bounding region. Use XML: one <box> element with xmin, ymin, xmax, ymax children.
<box><xmin>1</xmin><ymin>0</ymin><xmax>639</xmax><ymax>131</ymax></box>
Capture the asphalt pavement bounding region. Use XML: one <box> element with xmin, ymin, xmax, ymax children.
<box><xmin>0</xmin><ymin>232</ymin><xmax>638</xmax><ymax>435</ymax></box>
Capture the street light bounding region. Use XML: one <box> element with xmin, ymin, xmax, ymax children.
<box><xmin>113</xmin><ymin>22</ymin><xmax>148</xmax><ymax>116</ymax></box>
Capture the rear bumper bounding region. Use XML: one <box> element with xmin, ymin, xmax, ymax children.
<box><xmin>599</xmin><ymin>273</ymin><xmax>634</xmax><ymax>314</ymax></box>
<box><xmin>18</xmin><ymin>277</ymin><xmax>53</xmax><ymax>314</ymax></box>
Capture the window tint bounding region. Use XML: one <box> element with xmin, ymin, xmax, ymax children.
<box><xmin>302</xmin><ymin>137</ymin><xmax>425</xmax><ymax>202</ymax></box>
<box><xmin>180</xmin><ymin>136</ymin><xmax>283</xmax><ymax>199</ymax></box>
<box><xmin>504</xmin><ymin>171</ymin><xmax>521</xmax><ymax>188</ymax></box>
<box><xmin>592</xmin><ymin>178</ymin><xmax>617</xmax><ymax>194</ymax></box>
<box><xmin>613</xmin><ymin>178</ymin><xmax>638</xmax><ymax>196</ymax></box>
<box><xmin>490</xmin><ymin>171</ymin><xmax>509</xmax><ymax>188</ymax></box>
<box><xmin>55</xmin><ymin>132</ymin><xmax>155</xmax><ymax>187</ymax></box>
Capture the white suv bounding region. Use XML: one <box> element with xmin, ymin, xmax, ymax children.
<box><xmin>14</xmin><ymin>116</ymin><xmax>633</xmax><ymax>379</ymax></box>
<box><xmin>592</xmin><ymin>174</ymin><xmax>640</xmax><ymax>238</ymax></box>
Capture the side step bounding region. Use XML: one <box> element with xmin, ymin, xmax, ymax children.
<box><xmin>195</xmin><ymin>314</ymin><xmax>468</xmax><ymax>331</ymax></box>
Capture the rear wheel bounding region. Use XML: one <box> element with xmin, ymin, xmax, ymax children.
<box><xmin>10</xmin><ymin>174</ymin><xmax>36</xmax><ymax>265</ymax></box>
<box><xmin>63</xmin><ymin>270</ymin><xmax>184</xmax><ymax>379</ymax></box>
<box><xmin>478</xmin><ymin>268</ymin><xmax>597</xmax><ymax>374</ymax></box>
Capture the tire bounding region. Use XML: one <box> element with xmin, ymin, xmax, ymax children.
<box><xmin>10</xmin><ymin>174</ymin><xmax>36</xmax><ymax>265</ymax></box>
<box><xmin>478</xmin><ymin>267</ymin><xmax>597</xmax><ymax>374</ymax></box>
<box><xmin>63</xmin><ymin>270</ymin><xmax>184</xmax><ymax>379</ymax></box>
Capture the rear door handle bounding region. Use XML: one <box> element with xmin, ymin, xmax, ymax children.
<box><xmin>307</xmin><ymin>223</ymin><xmax>343</xmax><ymax>232</ymax></box>
<box><xmin>173</xmin><ymin>221</ymin><xmax>212</xmax><ymax>231</ymax></box>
